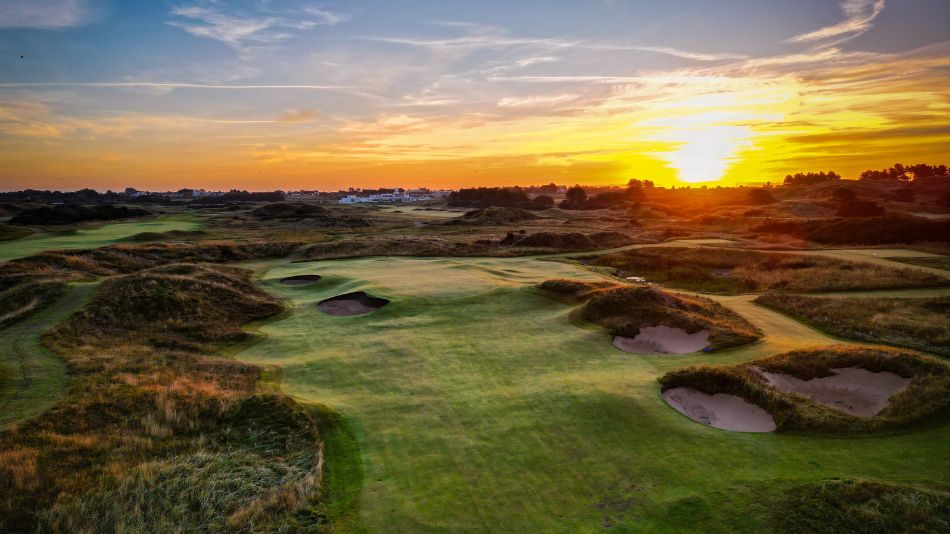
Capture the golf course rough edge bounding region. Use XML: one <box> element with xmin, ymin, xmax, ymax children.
<box><xmin>659</xmin><ymin>345</ymin><xmax>950</xmax><ymax>434</ymax></box>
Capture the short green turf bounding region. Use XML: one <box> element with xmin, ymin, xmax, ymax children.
<box><xmin>0</xmin><ymin>215</ymin><xmax>202</xmax><ymax>262</ymax></box>
<box><xmin>235</xmin><ymin>256</ymin><xmax>950</xmax><ymax>532</ymax></box>
<box><xmin>0</xmin><ymin>283</ymin><xmax>97</xmax><ymax>429</ymax></box>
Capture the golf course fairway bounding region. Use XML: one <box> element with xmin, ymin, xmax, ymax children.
<box><xmin>235</xmin><ymin>255</ymin><xmax>950</xmax><ymax>532</ymax></box>
<box><xmin>0</xmin><ymin>215</ymin><xmax>202</xmax><ymax>263</ymax></box>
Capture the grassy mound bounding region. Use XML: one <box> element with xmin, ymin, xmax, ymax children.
<box><xmin>504</xmin><ymin>231</ymin><xmax>633</xmax><ymax>251</ymax></box>
<box><xmin>659</xmin><ymin>346</ymin><xmax>950</xmax><ymax>434</ymax></box>
<box><xmin>580</xmin><ymin>246</ymin><xmax>946</xmax><ymax>294</ymax></box>
<box><xmin>250</xmin><ymin>202</ymin><xmax>329</xmax><ymax>219</ymax></box>
<box><xmin>0</xmin><ymin>223</ymin><xmax>32</xmax><ymax>241</ymax></box>
<box><xmin>119</xmin><ymin>229</ymin><xmax>208</xmax><ymax>242</ymax></box>
<box><xmin>51</xmin><ymin>263</ymin><xmax>281</xmax><ymax>353</ymax></box>
<box><xmin>756</xmin><ymin>294</ymin><xmax>950</xmax><ymax>357</ymax></box>
<box><xmin>449</xmin><ymin>206</ymin><xmax>539</xmax><ymax>225</ymax></box>
<box><xmin>0</xmin><ymin>277</ymin><xmax>67</xmax><ymax>329</ymax></box>
<box><xmin>771</xmin><ymin>479</ymin><xmax>950</xmax><ymax>533</ymax></box>
<box><xmin>0</xmin><ymin>263</ymin><xmax>325</xmax><ymax>532</ymax></box>
<box><xmin>538</xmin><ymin>279</ymin><xmax>761</xmax><ymax>350</ymax></box>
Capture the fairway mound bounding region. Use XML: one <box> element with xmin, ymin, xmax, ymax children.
<box><xmin>757</xmin><ymin>366</ymin><xmax>910</xmax><ymax>417</ymax></box>
<box><xmin>446</xmin><ymin>206</ymin><xmax>539</xmax><ymax>225</ymax></box>
<box><xmin>250</xmin><ymin>202</ymin><xmax>328</xmax><ymax>219</ymax></box>
<box><xmin>280</xmin><ymin>274</ymin><xmax>322</xmax><ymax>286</ymax></box>
<box><xmin>318</xmin><ymin>291</ymin><xmax>389</xmax><ymax>316</ymax></box>
<box><xmin>538</xmin><ymin>279</ymin><xmax>759</xmax><ymax>351</ymax></box>
<box><xmin>662</xmin><ymin>387</ymin><xmax>776</xmax><ymax>432</ymax></box>
<box><xmin>613</xmin><ymin>326</ymin><xmax>710</xmax><ymax>355</ymax></box>
<box><xmin>659</xmin><ymin>346</ymin><xmax>950</xmax><ymax>434</ymax></box>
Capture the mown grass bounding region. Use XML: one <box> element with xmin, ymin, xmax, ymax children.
<box><xmin>771</xmin><ymin>479</ymin><xmax>950</xmax><ymax>533</ymax></box>
<box><xmin>0</xmin><ymin>262</ymin><xmax>327</xmax><ymax>533</ymax></box>
<box><xmin>756</xmin><ymin>294</ymin><xmax>950</xmax><ymax>357</ymax></box>
<box><xmin>579</xmin><ymin>246</ymin><xmax>947</xmax><ymax>294</ymax></box>
<box><xmin>659</xmin><ymin>345</ymin><xmax>950</xmax><ymax>434</ymax></box>
<box><xmin>0</xmin><ymin>215</ymin><xmax>203</xmax><ymax>263</ymax></box>
<box><xmin>538</xmin><ymin>279</ymin><xmax>761</xmax><ymax>349</ymax></box>
<box><xmin>236</xmin><ymin>256</ymin><xmax>950</xmax><ymax>532</ymax></box>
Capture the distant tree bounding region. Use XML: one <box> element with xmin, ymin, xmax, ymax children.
<box><xmin>625</xmin><ymin>182</ymin><xmax>647</xmax><ymax>202</ymax></box>
<box><xmin>837</xmin><ymin>200</ymin><xmax>885</xmax><ymax>218</ymax></box>
<box><xmin>584</xmin><ymin>190</ymin><xmax>628</xmax><ymax>209</ymax></box>
<box><xmin>530</xmin><ymin>195</ymin><xmax>555</xmax><ymax>210</ymax></box>
<box><xmin>560</xmin><ymin>185</ymin><xmax>588</xmax><ymax>209</ymax></box>
<box><xmin>537</xmin><ymin>183</ymin><xmax>559</xmax><ymax>194</ymax></box>
<box><xmin>447</xmin><ymin>187</ymin><xmax>531</xmax><ymax>209</ymax></box>
<box><xmin>831</xmin><ymin>187</ymin><xmax>856</xmax><ymax>203</ymax></box>
<box><xmin>861</xmin><ymin>163</ymin><xmax>948</xmax><ymax>181</ymax></box>
<box><xmin>783</xmin><ymin>171</ymin><xmax>841</xmax><ymax>187</ymax></box>
<box><xmin>747</xmin><ymin>188</ymin><xmax>776</xmax><ymax>205</ymax></box>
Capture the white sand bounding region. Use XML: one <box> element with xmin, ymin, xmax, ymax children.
<box><xmin>757</xmin><ymin>367</ymin><xmax>910</xmax><ymax>417</ymax></box>
<box><xmin>612</xmin><ymin>326</ymin><xmax>710</xmax><ymax>355</ymax></box>
<box><xmin>663</xmin><ymin>387</ymin><xmax>776</xmax><ymax>432</ymax></box>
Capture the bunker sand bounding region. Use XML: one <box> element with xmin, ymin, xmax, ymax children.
<box><xmin>663</xmin><ymin>387</ymin><xmax>776</xmax><ymax>432</ymax></box>
<box><xmin>758</xmin><ymin>367</ymin><xmax>911</xmax><ymax>417</ymax></box>
<box><xmin>613</xmin><ymin>326</ymin><xmax>709</xmax><ymax>355</ymax></box>
<box><xmin>318</xmin><ymin>291</ymin><xmax>389</xmax><ymax>316</ymax></box>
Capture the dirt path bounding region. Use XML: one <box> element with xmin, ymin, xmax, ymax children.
<box><xmin>0</xmin><ymin>283</ymin><xmax>96</xmax><ymax>430</ymax></box>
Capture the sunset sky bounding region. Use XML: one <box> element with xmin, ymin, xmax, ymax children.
<box><xmin>1</xmin><ymin>0</ymin><xmax>948</xmax><ymax>191</ymax></box>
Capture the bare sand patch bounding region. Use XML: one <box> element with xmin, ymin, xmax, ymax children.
<box><xmin>757</xmin><ymin>367</ymin><xmax>910</xmax><ymax>417</ymax></box>
<box><xmin>318</xmin><ymin>291</ymin><xmax>389</xmax><ymax>317</ymax></box>
<box><xmin>612</xmin><ymin>326</ymin><xmax>709</xmax><ymax>355</ymax></box>
<box><xmin>663</xmin><ymin>387</ymin><xmax>776</xmax><ymax>432</ymax></box>
<box><xmin>280</xmin><ymin>274</ymin><xmax>322</xmax><ymax>286</ymax></box>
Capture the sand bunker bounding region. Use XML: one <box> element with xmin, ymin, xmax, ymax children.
<box><xmin>663</xmin><ymin>387</ymin><xmax>776</xmax><ymax>432</ymax></box>
<box><xmin>280</xmin><ymin>274</ymin><xmax>322</xmax><ymax>286</ymax></box>
<box><xmin>613</xmin><ymin>326</ymin><xmax>709</xmax><ymax>355</ymax></box>
<box><xmin>757</xmin><ymin>367</ymin><xmax>910</xmax><ymax>417</ymax></box>
<box><xmin>317</xmin><ymin>291</ymin><xmax>389</xmax><ymax>317</ymax></box>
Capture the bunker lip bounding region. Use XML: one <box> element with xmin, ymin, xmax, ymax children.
<box><xmin>612</xmin><ymin>326</ymin><xmax>709</xmax><ymax>355</ymax></box>
<box><xmin>280</xmin><ymin>274</ymin><xmax>322</xmax><ymax>286</ymax></box>
<box><xmin>756</xmin><ymin>366</ymin><xmax>911</xmax><ymax>417</ymax></box>
<box><xmin>317</xmin><ymin>291</ymin><xmax>389</xmax><ymax>316</ymax></box>
<box><xmin>663</xmin><ymin>387</ymin><xmax>776</xmax><ymax>432</ymax></box>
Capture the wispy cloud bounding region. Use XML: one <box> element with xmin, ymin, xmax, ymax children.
<box><xmin>167</xmin><ymin>2</ymin><xmax>347</xmax><ymax>50</ymax></box>
<box><xmin>788</xmin><ymin>0</ymin><xmax>886</xmax><ymax>45</ymax></box>
<box><xmin>0</xmin><ymin>0</ymin><xmax>102</xmax><ymax>29</ymax></box>
<box><xmin>0</xmin><ymin>82</ymin><xmax>354</xmax><ymax>91</ymax></box>
<box><xmin>497</xmin><ymin>94</ymin><xmax>579</xmax><ymax>108</ymax></box>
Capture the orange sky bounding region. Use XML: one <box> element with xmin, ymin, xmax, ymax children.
<box><xmin>1</xmin><ymin>0</ymin><xmax>949</xmax><ymax>191</ymax></box>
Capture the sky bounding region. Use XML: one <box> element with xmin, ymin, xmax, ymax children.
<box><xmin>0</xmin><ymin>0</ymin><xmax>948</xmax><ymax>191</ymax></box>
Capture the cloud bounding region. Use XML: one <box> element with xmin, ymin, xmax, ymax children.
<box><xmin>788</xmin><ymin>0</ymin><xmax>886</xmax><ymax>45</ymax></box>
<box><xmin>0</xmin><ymin>0</ymin><xmax>101</xmax><ymax>29</ymax></box>
<box><xmin>497</xmin><ymin>94</ymin><xmax>579</xmax><ymax>108</ymax></box>
<box><xmin>167</xmin><ymin>3</ymin><xmax>347</xmax><ymax>50</ymax></box>
<box><xmin>277</xmin><ymin>109</ymin><xmax>320</xmax><ymax>123</ymax></box>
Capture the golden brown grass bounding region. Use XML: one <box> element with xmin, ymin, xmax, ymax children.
<box><xmin>756</xmin><ymin>294</ymin><xmax>950</xmax><ymax>357</ymax></box>
<box><xmin>0</xmin><ymin>262</ymin><xmax>325</xmax><ymax>532</ymax></box>
<box><xmin>580</xmin><ymin>246</ymin><xmax>947</xmax><ymax>294</ymax></box>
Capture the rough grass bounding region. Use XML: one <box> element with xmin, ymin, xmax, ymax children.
<box><xmin>445</xmin><ymin>206</ymin><xmax>539</xmax><ymax>225</ymax></box>
<box><xmin>886</xmin><ymin>255</ymin><xmax>950</xmax><ymax>272</ymax></box>
<box><xmin>0</xmin><ymin>263</ymin><xmax>324</xmax><ymax>533</ymax></box>
<box><xmin>119</xmin><ymin>229</ymin><xmax>208</xmax><ymax>242</ymax></box>
<box><xmin>538</xmin><ymin>279</ymin><xmax>761</xmax><ymax>350</ymax></box>
<box><xmin>756</xmin><ymin>294</ymin><xmax>950</xmax><ymax>357</ymax></box>
<box><xmin>0</xmin><ymin>223</ymin><xmax>32</xmax><ymax>241</ymax></box>
<box><xmin>580</xmin><ymin>246</ymin><xmax>947</xmax><ymax>294</ymax></box>
<box><xmin>0</xmin><ymin>277</ymin><xmax>67</xmax><ymax>329</ymax></box>
<box><xmin>659</xmin><ymin>345</ymin><xmax>950</xmax><ymax>434</ymax></box>
<box><xmin>771</xmin><ymin>479</ymin><xmax>950</xmax><ymax>533</ymax></box>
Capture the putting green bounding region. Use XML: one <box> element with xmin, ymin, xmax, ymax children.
<box><xmin>0</xmin><ymin>215</ymin><xmax>202</xmax><ymax>263</ymax></box>
<box><xmin>0</xmin><ymin>283</ymin><xmax>97</xmax><ymax>430</ymax></box>
<box><xmin>237</xmin><ymin>256</ymin><xmax>950</xmax><ymax>532</ymax></box>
